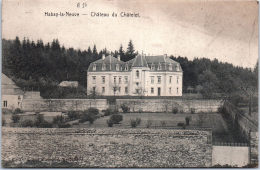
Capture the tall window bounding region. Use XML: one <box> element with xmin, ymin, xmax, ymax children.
<box><xmin>158</xmin><ymin>76</ymin><xmax>161</xmax><ymax>84</ymax></box>
<box><xmin>118</xmin><ymin>87</ymin><xmax>121</xmax><ymax>93</ymax></box>
<box><xmin>125</xmin><ymin>64</ymin><xmax>128</xmax><ymax>71</ymax></box>
<box><xmin>102</xmin><ymin>87</ymin><xmax>105</xmax><ymax>93</ymax></box>
<box><xmin>102</xmin><ymin>64</ymin><xmax>106</xmax><ymax>70</ymax></box>
<box><xmin>3</xmin><ymin>101</ymin><xmax>7</xmax><ymax>107</ymax></box>
<box><xmin>114</xmin><ymin>76</ymin><xmax>116</xmax><ymax>84</ymax></box>
<box><xmin>169</xmin><ymin>76</ymin><xmax>172</xmax><ymax>83</ymax></box>
<box><xmin>125</xmin><ymin>87</ymin><xmax>128</xmax><ymax>94</ymax></box>
<box><xmin>177</xmin><ymin>76</ymin><xmax>179</xmax><ymax>84</ymax></box>
<box><xmin>136</xmin><ymin>70</ymin><xmax>140</xmax><ymax>79</ymax></box>
<box><xmin>169</xmin><ymin>87</ymin><xmax>172</xmax><ymax>94</ymax></box>
<box><xmin>169</xmin><ymin>64</ymin><xmax>172</xmax><ymax>71</ymax></box>
<box><xmin>119</xmin><ymin>77</ymin><xmax>122</xmax><ymax>84</ymax></box>
<box><xmin>93</xmin><ymin>64</ymin><xmax>96</xmax><ymax>71</ymax></box>
<box><xmin>93</xmin><ymin>87</ymin><xmax>96</xmax><ymax>92</ymax></box>
<box><xmin>177</xmin><ymin>87</ymin><xmax>179</xmax><ymax>94</ymax></box>
<box><xmin>102</xmin><ymin>76</ymin><xmax>105</xmax><ymax>84</ymax></box>
<box><xmin>124</xmin><ymin>76</ymin><xmax>128</xmax><ymax>83</ymax></box>
<box><xmin>151</xmin><ymin>76</ymin><xmax>154</xmax><ymax>84</ymax></box>
<box><xmin>92</xmin><ymin>76</ymin><xmax>96</xmax><ymax>84</ymax></box>
<box><xmin>151</xmin><ymin>88</ymin><xmax>154</xmax><ymax>94</ymax></box>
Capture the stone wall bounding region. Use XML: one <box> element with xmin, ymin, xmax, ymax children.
<box><xmin>212</xmin><ymin>146</ymin><xmax>249</xmax><ymax>167</ymax></box>
<box><xmin>250</xmin><ymin>132</ymin><xmax>258</xmax><ymax>164</ymax></box>
<box><xmin>116</xmin><ymin>99</ymin><xmax>222</xmax><ymax>113</ymax></box>
<box><xmin>2</xmin><ymin>127</ymin><xmax>212</xmax><ymax>168</ymax></box>
<box><xmin>21</xmin><ymin>99</ymin><xmax>108</xmax><ymax>112</ymax></box>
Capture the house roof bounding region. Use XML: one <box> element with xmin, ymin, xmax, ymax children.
<box><xmin>2</xmin><ymin>73</ymin><xmax>24</xmax><ymax>95</ymax></box>
<box><xmin>88</xmin><ymin>55</ymin><xmax>182</xmax><ymax>72</ymax></box>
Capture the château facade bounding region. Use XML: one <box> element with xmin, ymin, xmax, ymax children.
<box><xmin>87</xmin><ymin>54</ymin><xmax>183</xmax><ymax>96</ymax></box>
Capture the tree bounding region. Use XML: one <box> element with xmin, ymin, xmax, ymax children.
<box><xmin>198</xmin><ymin>70</ymin><xmax>218</xmax><ymax>98</ymax></box>
<box><xmin>125</xmin><ymin>40</ymin><xmax>137</xmax><ymax>60</ymax></box>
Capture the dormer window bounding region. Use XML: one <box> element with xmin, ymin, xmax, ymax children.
<box><xmin>116</xmin><ymin>64</ymin><xmax>119</xmax><ymax>71</ymax></box>
<box><xmin>102</xmin><ymin>63</ymin><xmax>106</xmax><ymax>71</ymax></box>
<box><xmin>151</xmin><ymin>63</ymin><xmax>155</xmax><ymax>70</ymax></box>
<box><xmin>93</xmin><ymin>64</ymin><xmax>96</xmax><ymax>71</ymax></box>
<box><xmin>158</xmin><ymin>63</ymin><xmax>161</xmax><ymax>70</ymax></box>
<box><xmin>176</xmin><ymin>64</ymin><xmax>180</xmax><ymax>71</ymax></box>
<box><xmin>169</xmin><ymin>63</ymin><xmax>172</xmax><ymax>71</ymax></box>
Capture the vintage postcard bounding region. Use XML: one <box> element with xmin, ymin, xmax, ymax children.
<box><xmin>1</xmin><ymin>0</ymin><xmax>258</xmax><ymax>168</ymax></box>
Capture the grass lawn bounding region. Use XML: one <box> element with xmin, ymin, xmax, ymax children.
<box><xmin>72</xmin><ymin>112</ymin><xmax>228</xmax><ymax>133</ymax></box>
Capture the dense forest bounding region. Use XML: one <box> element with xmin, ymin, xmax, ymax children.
<box><xmin>2</xmin><ymin>37</ymin><xmax>258</xmax><ymax>101</ymax></box>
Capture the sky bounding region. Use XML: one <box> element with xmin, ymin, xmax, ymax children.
<box><xmin>2</xmin><ymin>0</ymin><xmax>259</xmax><ymax>68</ymax></box>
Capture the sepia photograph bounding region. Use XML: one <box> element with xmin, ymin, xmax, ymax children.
<box><xmin>1</xmin><ymin>0</ymin><xmax>259</xmax><ymax>168</ymax></box>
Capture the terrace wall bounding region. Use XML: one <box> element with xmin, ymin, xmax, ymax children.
<box><xmin>2</xmin><ymin>127</ymin><xmax>212</xmax><ymax>168</ymax></box>
<box><xmin>116</xmin><ymin>99</ymin><xmax>222</xmax><ymax>113</ymax></box>
<box><xmin>21</xmin><ymin>99</ymin><xmax>108</xmax><ymax>112</ymax></box>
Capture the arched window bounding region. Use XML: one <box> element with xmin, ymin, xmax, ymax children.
<box><xmin>136</xmin><ymin>70</ymin><xmax>140</xmax><ymax>78</ymax></box>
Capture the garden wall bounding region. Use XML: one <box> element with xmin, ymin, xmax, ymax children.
<box><xmin>116</xmin><ymin>99</ymin><xmax>222</xmax><ymax>113</ymax></box>
<box><xmin>212</xmin><ymin>145</ymin><xmax>249</xmax><ymax>167</ymax></box>
<box><xmin>21</xmin><ymin>99</ymin><xmax>108</xmax><ymax>112</ymax></box>
<box><xmin>2</xmin><ymin>127</ymin><xmax>212</xmax><ymax>168</ymax></box>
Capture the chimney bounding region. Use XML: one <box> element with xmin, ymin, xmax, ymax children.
<box><xmin>117</xmin><ymin>55</ymin><xmax>121</xmax><ymax>61</ymax></box>
<box><xmin>102</xmin><ymin>54</ymin><xmax>105</xmax><ymax>60</ymax></box>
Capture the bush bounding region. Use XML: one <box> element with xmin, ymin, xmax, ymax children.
<box><xmin>160</xmin><ymin>121</ymin><xmax>166</xmax><ymax>127</ymax></box>
<box><xmin>103</xmin><ymin>109</ymin><xmax>113</xmax><ymax>116</ymax></box>
<box><xmin>87</xmin><ymin>107</ymin><xmax>99</xmax><ymax>115</ymax></box>
<box><xmin>38</xmin><ymin>121</ymin><xmax>53</xmax><ymax>128</ymax></box>
<box><xmin>107</xmin><ymin>119</ymin><xmax>114</xmax><ymax>127</ymax></box>
<box><xmin>109</xmin><ymin>114</ymin><xmax>123</xmax><ymax>124</ymax></box>
<box><xmin>20</xmin><ymin>119</ymin><xmax>34</xmax><ymax>127</ymax></box>
<box><xmin>121</xmin><ymin>104</ymin><xmax>130</xmax><ymax>113</ymax></box>
<box><xmin>130</xmin><ymin>118</ymin><xmax>141</xmax><ymax>128</ymax></box>
<box><xmin>146</xmin><ymin>120</ymin><xmax>152</xmax><ymax>128</ymax></box>
<box><xmin>67</xmin><ymin>111</ymin><xmax>81</xmax><ymax>120</ymax></box>
<box><xmin>58</xmin><ymin>123</ymin><xmax>71</xmax><ymax>128</ymax></box>
<box><xmin>190</xmin><ymin>108</ymin><xmax>195</xmax><ymax>114</ymax></box>
<box><xmin>34</xmin><ymin>114</ymin><xmax>52</xmax><ymax>128</ymax></box>
<box><xmin>185</xmin><ymin>116</ymin><xmax>191</xmax><ymax>126</ymax></box>
<box><xmin>11</xmin><ymin>114</ymin><xmax>20</xmax><ymax>123</ymax></box>
<box><xmin>53</xmin><ymin>115</ymin><xmax>65</xmax><ymax>124</ymax></box>
<box><xmin>2</xmin><ymin>119</ymin><xmax>6</xmax><ymax>126</ymax></box>
<box><xmin>13</xmin><ymin>108</ymin><xmax>23</xmax><ymax>114</ymax></box>
<box><xmin>172</xmin><ymin>107</ymin><xmax>178</xmax><ymax>114</ymax></box>
<box><xmin>177</xmin><ymin>122</ymin><xmax>185</xmax><ymax>127</ymax></box>
<box><xmin>177</xmin><ymin>122</ymin><xmax>186</xmax><ymax>129</ymax></box>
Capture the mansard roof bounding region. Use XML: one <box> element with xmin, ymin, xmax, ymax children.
<box><xmin>88</xmin><ymin>55</ymin><xmax>182</xmax><ymax>72</ymax></box>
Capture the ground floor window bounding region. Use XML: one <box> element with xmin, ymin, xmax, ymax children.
<box><xmin>3</xmin><ymin>101</ymin><xmax>7</xmax><ymax>107</ymax></box>
<box><xmin>125</xmin><ymin>87</ymin><xmax>128</xmax><ymax>94</ymax></box>
<box><xmin>102</xmin><ymin>87</ymin><xmax>105</xmax><ymax>93</ymax></box>
<box><xmin>151</xmin><ymin>88</ymin><xmax>154</xmax><ymax>94</ymax></box>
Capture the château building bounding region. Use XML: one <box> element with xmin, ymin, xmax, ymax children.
<box><xmin>87</xmin><ymin>54</ymin><xmax>183</xmax><ymax>96</ymax></box>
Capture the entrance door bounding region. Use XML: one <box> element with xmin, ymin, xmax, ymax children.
<box><xmin>158</xmin><ymin>87</ymin><xmax>161</xmax><ymax>96</ymax></box>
